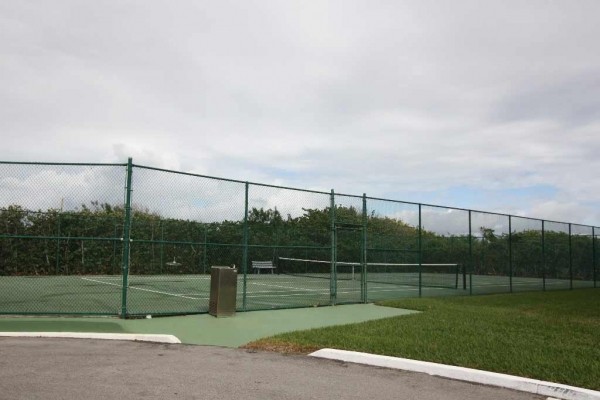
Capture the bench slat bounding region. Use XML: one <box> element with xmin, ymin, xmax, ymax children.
<box><xmin>251</xmin><ymin>261</ymin><xmax>276</xmax><ymax>274</ymax></box>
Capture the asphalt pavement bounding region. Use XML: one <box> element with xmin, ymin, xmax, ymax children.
<box><xmin>0</xmin><ymin>337</ymin><xmax>544</xmax><ymax>400</ymax></box>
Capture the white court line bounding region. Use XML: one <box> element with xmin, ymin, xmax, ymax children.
<box><xmin>248</xmin><ymin>283</ymin><xmax>424</xmax><ymax>297</ymax></box>
<box><xmin>90</xmin><ymin>276</ymin><xmax>209</xmax><ymax>283</ymax></box>
<box><xmin>80</xmin><ymin>277</ymin><xmax>199</xmax><ymax>300</ymax></box>
<box><xmin>252</xmin><ymin>291</ymin><xmax>328</xmax><ymax>297</ymax></box>
<box><xmin>250</xmin><ymin>280</ymin><xmax>451</xmax><ymax>294</ymax></box>
<box><xmin>82</xmin><ymin>278</ymin><xmax>334</xmax><ymax>301</ymax></box>
<box><xmin>250</xmin><ymin>281</ymin><xmax>327</xmax><ymax>292</ymax></box>
<box><xmin>81</xmin><ymin>276</ymin><xmax>450</xmax><ymax>303</ymax></box>
<box><xmin>473</xmin><ymin>281</ymin><xmax>570</xmax><ymax>288</ymax></box>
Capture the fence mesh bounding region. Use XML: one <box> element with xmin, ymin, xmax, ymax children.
<box><xmin>1</xmin><ymin>160</ymin><xmax>598</xmax><ymax>317</ymax></box>
<box><xmin>246</xmin><ymin>184</ymin><xmax>332</xmax><ymax>310</ymax></box>
<box><xmin>470</xmin><ymin>212</ymin><xmax>510</xmax><ymax>295</ymax></box>
<box><xmin>544</xmin><ymin>221</ymin><xmax>571</xmax><ymax>291</ymax></box>
<box><xmin>0</xmin><ymin>162</ymin><xmax>127</xmax><ymax>315</ymax></box>
<box><xmin>333</xmin><ymin>193</ymin><xmax>365</xmax><ymax>304</ymax></box>
<box><xmin>571</xmin><ymin>224</ymin><xmax>594</xmax><ymax>289</ymax></box>
<box><xmin>366</xmin><ymin>199</ymin><xmax>420</xmax><ymax>301</ymax></box>
<box><xmin>511</xmin><ymin>217</ymin><xmax>544</xmax><ymax>292</ymax></box>
<box><xmin>126</xmin><ymin>166</ymin><xmax>246</xmax><ymax>316</ymax></box>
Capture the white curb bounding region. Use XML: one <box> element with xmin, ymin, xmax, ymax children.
<box><xmin>309</xmin><ymin>349</ymin><xmax>600</xmax><ymax>400</ymax></box>
<box><xmin>0</xmin><ymin>332</ymin><xmax>181</xmax><ymax>344</ymax></box>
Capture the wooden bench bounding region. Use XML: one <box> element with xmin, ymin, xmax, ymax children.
<box><xmin>252</xmin><ymin>261</ymin><xmax>276</xmax><ymax>274</ymax></box>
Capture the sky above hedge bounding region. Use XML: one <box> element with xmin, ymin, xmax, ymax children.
<box><xmin>2</xmin><ymin>1</ymin><xmax>599</xmax><ymax>225</ymax></box>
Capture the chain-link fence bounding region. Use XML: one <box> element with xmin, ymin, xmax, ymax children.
<box><xmin>1</xmin><ymin>159</ymin><xmax>598</xmax><ymax>317</ymax></box>
<box><xmin>0</xmin><ymin>162</ymin><xmax>127</xmax><ymax>315</ymax></box>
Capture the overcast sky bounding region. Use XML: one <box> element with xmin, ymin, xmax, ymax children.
<box><xmin>2</xmin><ymin>1</ymin><xmax>600</xmax><ymax>226</ymax></box>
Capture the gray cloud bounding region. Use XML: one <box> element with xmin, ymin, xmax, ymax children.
<box><xmin>494</xmin><ymin>72</ymin><xmax>600</xmax><ymax>125</ymax></box>
<box><xmin>1</xmin><ymin>0</ymin><xmax>600</xmax><ymax>226</ymax></box>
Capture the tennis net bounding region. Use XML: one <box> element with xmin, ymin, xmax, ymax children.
<box><xmin>278</xmin><ymin>257</ymin><xmax>464</xmax><ymax>289</ymax></box>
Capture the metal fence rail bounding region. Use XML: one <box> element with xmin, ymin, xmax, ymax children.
<box><xmin>1</xmin><ymin>158</ymin><xmax>598</xmax><ymax>317</ymax></box>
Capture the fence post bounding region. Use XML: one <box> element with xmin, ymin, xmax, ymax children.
<box><xmin>362</xmin><ymin>194</ymin><xmax>367</xmax><ymax>303</ymax></box>
<box><xmin>55</xmin><ymin>213</ymin><xmax>61</xmax><ymax>275</ymax></box>
<box><xmin>569</xmin><ymin>223</ymin><xmax>573</xmax><ymax>290</ymax></box>
<box><xmin>160</xmin><ymin>222</ymin><xmax>164</xmax><ymax>274</ymax></box>
<box><xmin>330</xmin><ymin>189</ymin><xmax>336</xmax><ymax>305</ymax></box>
<box><xmin>418</xmin><ymin>204</ymin><xmax>422</xmax><ymax>297</ymax></box>
<box><xmin>509</xmin><ymin>216</ymin><xmax>513</xmax><ymax>293</ymax></box>
<box><xmin>120</xmin><ymin>157</ymin><xmax>133</xmax><ymax>318</ymax></box>
<box><xmin>203</xmin><ymin>226</ymin><xmax>208</xmax><ymax>275</ymax></box>
<box><xmin>242</xmin><ymin>182</ymin><xmax>249</xmax><ymax>311</ymax></box>
<box><xmin>593</xmin><ymin>227</ymin><xmax>597</xmax><ymax>288</ymax></box>
<box><xmin>542</xmin><ymin>220</ymin><xmax>546</xmax><ymax>291</ymax></box>
<box><xmin>112</xmin><ymin>222</ymin><xmax>118</xmax><ymax>275</ymax></box>
<box><xmin>468</xmin><ymin>210</ymin><xmax>472</xmax><ymax>293</ymax></box>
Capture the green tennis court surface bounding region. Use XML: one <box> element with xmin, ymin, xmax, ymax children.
<box><xmin>0</xmin><ymin>272</ymin><xmax>465</xmax><ymax>316</ymax></box>
<box><xmin>0</xmin><ymin>272</ymin><xmax>593</xmax><ymax>317</ymax></box>
<box><xmin>0</xmin><ymin>303</ymin><xmax>416</xmax><ymax>347</ymax></box>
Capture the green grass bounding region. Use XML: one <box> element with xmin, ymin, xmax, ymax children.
<box><xmin>246</xmin><ymin>288</ymin><xmax>600</xmax><ymax>391</ymax></box>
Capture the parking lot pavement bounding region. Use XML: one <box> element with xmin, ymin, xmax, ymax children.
<box><xmin>0</xmin><ymin>338</ymin><xmax>544</xmax><ymax>400</ymax></box>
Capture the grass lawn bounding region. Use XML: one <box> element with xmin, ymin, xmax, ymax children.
<box><xmin>244</xmin><ymin>288</ymin><xmax>600</xmax><ymax>391</ymax></box>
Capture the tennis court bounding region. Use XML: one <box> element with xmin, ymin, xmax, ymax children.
<box><xmin>1</xmin><ymin>160</ymin><xmax>598</xmax><ymax>317</ymax></box>
<box><xmin>3</xmin><ymin>263</ymin><xmax>589</xmax><ymax>316</ymax></box>
<box><xmin>0</xmin><ymin>266</ymin><xmax>463</xmax><ymax>316</ymax></box>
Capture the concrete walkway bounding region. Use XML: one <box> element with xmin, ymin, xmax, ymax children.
<box><xmin>0</xmin><ymin>304</ymin><xmax>415</xmax><ymax>346</ymax></box>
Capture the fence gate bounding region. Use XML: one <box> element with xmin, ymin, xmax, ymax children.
<box><xmin>333</xmin><ymin>223</ymin><xmax>366</xmax><ymax>304</ymax></box>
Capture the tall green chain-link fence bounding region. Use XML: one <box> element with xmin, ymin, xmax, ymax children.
<box><xmin>1</xmin><ymin>159</ymin><xmax>598</xmax><ymax>317</ymax></box>
<box><xmin>0</xmin><ymin>162</ymin><xmax>127</xmax><ymax>315</ymax></box>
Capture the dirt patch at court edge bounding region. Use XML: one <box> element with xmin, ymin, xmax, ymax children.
<box><xmin>241</xmin><ymin>338</ymin><xmax>320</xmax><ymax>354</ymax></box>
